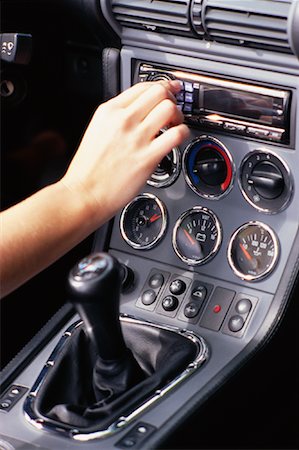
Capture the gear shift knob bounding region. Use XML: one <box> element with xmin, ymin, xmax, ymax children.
<box><xmin>68</xmin><ymin>252</ymin><xmax>128</xmax><ymax>361</ymax></box>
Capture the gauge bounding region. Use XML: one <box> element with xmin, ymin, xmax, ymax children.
<box><xmin>120</xmin><ymin>193</ymin><xmax>167</xmax><ymax>250</ymax></box>
<box><xmin>173</xmin><ymin>207</ymin><xmax>222</xmax><ymax>265</ymax></box>
<box><xmin>183</xmin><ymin>136</ymin><xmax>234</xmax><ymax>199</ymax></box>
<box><xmin>227</xmin><ymin>222</ymin><xmax>279</xmax><ymax>281</ymax></box>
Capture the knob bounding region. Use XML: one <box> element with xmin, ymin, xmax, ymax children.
<box><xmin>193</xmin><ymin>147</ymin><xmax>227</xmax><ymax>186</ymax></box>
<box><xmin>68</xmin><ymin>253</ymin><xmax>127</xmax><ymax>361</ymax></box>
<box><xmin>184</xmin><ymin>136</ymin><xmax>233</xmax><ymax>199</ymax></box>
<box><xmin>147</xmin><ymin>72</ymin><xmax>175</xmax><ymax>82</ymax></box>
<box><xmin>250</xmin><ymin>161</ymin><xmax>284</xmax><ymax>199</ymax></box>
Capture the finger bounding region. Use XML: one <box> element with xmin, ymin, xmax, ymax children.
<box><xmin>125</xmin><ymin>82</ymin><xmax>179</xmax><ymax>124</ymax></box>
<box><xmin>146</xmin><ymin>124</ymin><xmax>190</xmax><ymax>166</ymax></box>
<box><xmin>140</xmin><ymin>99</ymin><xmax>184</xmax><ymax>139</ymax></box>
<box><xmin>113</xmin><ymin>79</ymin><xmax>182</xmax><ymax>109</ymax></box>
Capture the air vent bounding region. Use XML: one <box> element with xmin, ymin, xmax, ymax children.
<box><xmin>191</xmin><ymin>0</ymin><xmax>205</xmax><ymax>36</ymax></box>
<box><xmin>111</xmin><ymin>0</ymin><xmax>192</xmax><ymax>37</ymax></box>
<box><xmin>203</xmin><ymin>0</ymin><xmax>293</xmax><ymax>53</ymax></box>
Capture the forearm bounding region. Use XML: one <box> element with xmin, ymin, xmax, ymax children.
<box><xmin>0</xmin><ymin>181</ymin><xmax>101</xmax><ymax>298</ymax></box>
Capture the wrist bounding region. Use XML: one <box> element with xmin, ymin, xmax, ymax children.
<box><xmin>58</xmin><ymin>176</ymin><xmax>105</xmax><ymax>234</ymax></box>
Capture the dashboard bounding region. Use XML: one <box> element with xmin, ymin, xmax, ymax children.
<box><xmin>1</xmin><ymin>1</ymin><xmax>299</xmax><ymax>449</ymax></box>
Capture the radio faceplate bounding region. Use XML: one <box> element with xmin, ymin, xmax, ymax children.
<box><xmin>136</xmin><ymin>63</ymin><xmax>291</xmax><ymax>145</ymax></box>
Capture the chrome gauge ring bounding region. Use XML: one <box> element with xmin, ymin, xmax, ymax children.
<box><xmin>227</xmin><ymin>221</ymin><xmax>280</xmax><ymax>281</ymax></box>
<box><xmin>120</xmin><ymin>193</ymin><xmax>168</xmax><ymax>250</ymax></box>
<box><xmin>172</xmin><ymin>206</ymin><xmax>222</xmax><ymax>265</ymax></box>
<box><xmin>147</xmin><ymin>129</ymin><xmax>181</xmax><ymax>188</ymax></box>
<box><xmin>239</xmin><ymin>149</ymin><xmax>293</xmax><ymax>214</ymax></box>
<box><xmin>183</xmin><ymin>135</ymin><xmax>235</xmax><ymax>200</ymax></box>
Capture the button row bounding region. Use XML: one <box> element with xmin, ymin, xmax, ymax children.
<box><xmin>0</xmin><ymin>385</ymin><xmax>28</xmax><ymax>412</ymax></box>
<box><xmin>136</xmin><ymin>270</ymin><xmax>258</xmax><ymax>338</ymax></box>
<box><xmin>196</xmin><ymin>118</ymin><xmax>283</xmax><ymax>142</ymax></box>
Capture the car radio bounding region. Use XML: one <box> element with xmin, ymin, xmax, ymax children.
<box><xmin>136</xmin><ymin>63</ymin><xmax>291</xmax><ymax>144</ymax></box>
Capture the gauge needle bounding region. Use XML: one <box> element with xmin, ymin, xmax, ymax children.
<box><xmin>239</xmin><ymin>243</ymin><xmax>252</xmax><ymax>261</ymax></box>
<box><xmin>149</xmin><ymin>213</ymin><xmax>161</xmax><ymax>223</ymax></box>
<box><xmin>183</xmin><ymin>228</ymin><xmax>196</xmax><ymax>246</ymax></box>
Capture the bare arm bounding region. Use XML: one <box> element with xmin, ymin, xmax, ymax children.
<box><xmin>0</xmin><ymin>80</ymin><xmax>189</xmax><ymax>298</ymax></box>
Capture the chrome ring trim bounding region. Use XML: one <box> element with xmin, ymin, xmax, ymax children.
<box><xmin>147</xmin><ymin>144</ymin><xmax>181</xmax><ymax>188</ymax></box>
<box><xmin>227</xmin><ymin>221</ymin><xmax>280</xmax><ymax>282</ymax></box>
<box><xmin>23</xmin><ymin>315</ymin><xmax>209</xmax><ymax>441</ymax></box>
<box><xmin>119</xmin><ymin>193</ymin><xmax>168</xmax><ymax>250</ymax></box>
<box><xmin>172</xmin><ymin>206</ymin><xmax>222</xmax><ymax>266</ymax></box>
<box><xmin>183</xmin><ymin>135</ymin><xmax>235</xmax><ymax>200</ymax></box>
<box><xmin>238</xmin><ymin>149</ymin><xmax>294</xmax><ymax>214</ymax></box>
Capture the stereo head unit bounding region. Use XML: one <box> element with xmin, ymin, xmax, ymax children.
<box><xmin>137</xmin><ymin>63</ymin><xmax>291</xmax><ymax>144</ymax></box>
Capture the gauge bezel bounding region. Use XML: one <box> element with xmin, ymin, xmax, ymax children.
<box><xmin>172</xmin><ymin>206</ymin><xmax>222</xmax><ymax>266</ymax></box>
<box><xmin>147</xmin><ymin>145</ymin><xmax>181</xmax><ymax>188</ymax></box>
<box><xmin>120</xmin><ymin>193</ymin><xmax>168</xmax><ymax>250</ymax></box>
<box><xmin>227</xmin><ymin>221</ymin><xmax>280</xmax><ymax>281</ymax></box>
<box><xmin>147</xmin><ymin>128</ymin><xmax>181</xmax><ymax>188</ymax></box>
<box><xmin>183</xmin><ymin>135</ymin><xmax>235</xmax><ymax>200</ymax></box>
<box><xmin>238</xmin><ymin>149</ymin><xmax>293</xmax><ymax>214</ymax></box>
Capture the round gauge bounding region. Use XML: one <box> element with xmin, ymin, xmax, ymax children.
<box><xmin>173</xmin><ymin>207</ymin><xmax>222</xmax><ymax>265</ymax></box>
<box><xmin>227</xmin><ymin>222</ymin><xmax>279</xmax><ymax>281</ymax></box>
<box><xmin>183</xmin><ymin>135</ymin><xmax>234</xmax><ymax>199</ymax></box>
<box><xmin>120</xmin><ymin>193</ymin><xmax>167</xmax><ymax>250</ymax></box>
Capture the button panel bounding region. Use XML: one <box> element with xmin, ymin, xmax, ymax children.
<box><xmin>135</xmin><ymin>267</ymin><xmax>258</xmax><ymax>336</ymax></box>
<box><xmin>177</xmin><ymin>280</ymin><xmax>213</xmax><ymax>324</ymax></box>
<box><xmin>115</xmin><ymin>422</ymin><xmax>157</xmax><ymax>449</ymax></box>
<box><xmin>222</xmin><ymin>293</ymin><xmax>258</xmax><ymax>337</ymax></box>
<box><xmin>0</xmin><ymin>385</ymin><xmax>28</xmax><ymax>412</ymax></box>
<box><xmin>136</xmin><ymin>269</ymin><xmax>170</xmax><ymax>311</ymax></box>
<box><xmin>199</xmin><ymin>287</ymin><xmax>236</xmax><ymax>331</ymax></box>
<box><xmin>156</xmin><ymin>274</ymin><xmax>192</xmax><ymax>318</ymax></box>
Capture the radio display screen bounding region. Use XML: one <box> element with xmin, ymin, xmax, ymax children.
<box><xmin>136</xmin><ymin>63</ymin><xmax>291</xmax><ymax>143</ymax></box>
<box><xmin>202</xmin><ymin>85</ymin><xmax>281</xmax><ymax>126</ymax></box>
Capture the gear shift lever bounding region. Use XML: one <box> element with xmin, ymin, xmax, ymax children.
<box><xmin>68</xmin><ymin>252</ymin><xmax>128</xmax><ymax>361</ymax></box>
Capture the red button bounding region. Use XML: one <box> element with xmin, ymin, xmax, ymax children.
<box><xmin>213</xmin><ymin>304</ymin><xmax>221</xmax><ymax>313</ymax></box>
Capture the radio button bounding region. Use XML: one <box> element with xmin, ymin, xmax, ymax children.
<box><xmin>247</xmin><ymin>127</ymin><xmax>269</xmax><ymax>138</ymax></box>
<box><xmin>223</xmin><ymin>122</ymin><xmax>246</xmax><ymax>132</ymax></box>
<box><xmin>184</xmin><ymin>81</ymin><xmax>193</xmax><ymax>92</ymax></box>
<box><xmin>268</xmin><ymin>131</ymin><xmax>282</xmax><ymax>141</ymax></box>
<box><xmin>201</xmin><ymin>118</ymin><xmax>223</xmax><ymax>128</ymax></box>
<box><xmin>183</xmin><ymin>103</ymin><xmax>192</xmax><ymax>113</ymax></box>
<box><xmin>176</xmin><ymin>92</ymin><xmax>185</xmax><ymax>102</ymax></box>
<box><xmin>185</xmin><ymin>92</ymin><xmax>193</xmax><ymax>103</ymax></box>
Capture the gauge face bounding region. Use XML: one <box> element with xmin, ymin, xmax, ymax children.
<box><xmin>173</xmin><ymin>207</ymin><xmax>222</xmax><ymax>265</ymax></box>
<box><xmin>228</xmin><ymin>222</ymin><xmax>279</xmax><ymax>281</ymax></box>
<box><xmin>120</xmin><ymin>194</ymin><xmax>167</xmax><ymax>250</ymax></box>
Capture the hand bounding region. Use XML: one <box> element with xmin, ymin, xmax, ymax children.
<box><xmin>61</xmin><ymin>80</ymin><xmax>189</xmax><ymax>228</ymax></box>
